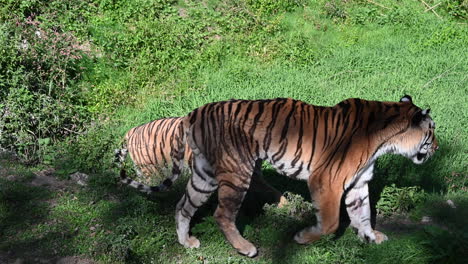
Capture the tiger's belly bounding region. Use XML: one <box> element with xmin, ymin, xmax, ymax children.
<box><xmin>269</xmin><ymin>159</ymin><xmax>310</xmax><ymax>181</ymax></box>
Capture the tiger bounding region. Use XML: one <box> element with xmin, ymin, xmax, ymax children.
<box><xmin>172</xmin><ymin>95</ymin><xmax>438</xmax><ymax>257</ymax></box>
<box><xmin>114</xmin><ymin>117</ymin><xmax>286</xmax><ymax>203</ymax></box>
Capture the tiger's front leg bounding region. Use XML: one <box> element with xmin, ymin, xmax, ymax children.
<box><xmin>345</xmin><ymin>183</ymin><xmax>388</xmax><ymax>244</ymax></box>
<box><xmin>294</xmin><ymin>183</ymin><xmax>343</xmax><ymax>244</ymax></box>
<box><xmin>175</xmin><ymin>155</ymin><xmax>218</xmax><ymax>249</ymax></box>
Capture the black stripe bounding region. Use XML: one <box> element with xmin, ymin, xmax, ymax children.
<box><xmin>218</xmin><ymin>180</ymin><xmax>248</xmax><ymax>193</ymax></box>
<box><xmin>307</xmin><ymin>108</ymin><xmax>319</xmax><ymax>170</ymax></box>
<box><xmin>189</xmin><ymin>108</ymin><xmax>199</xmax><ymax>124</ymax></box>
<box><xmin>382</xmin><ymin>114</ymin><xmax>400</xmax><ymax>130</ymax></box>
<box><xmin>280</xmin><ymin>100</ymin><xmax>297</xmax><ymax>141</ymax></box>
<box><xmin>264</xmin><ymin>99</ymin><xmax>287</xmax><ymax>153</ymax></box>
<box><xmin>289</xmin><ymin>162</ymin><xmax>304</xmax><ymax>179</ymax></box>
<box><xmin>272</xmin><ymin>141</ymin><xmax>287</xmax><ymax>162</ymax></box>
<box><xmin>249</xmin><ymin>101</ymin><xmax>265</xmax><ymax>144</ymax></box>
<box><xmin>185</xmin><ymin>190</ymin><xmax>201</xmax><ymax>208</ymax></box>
<box><xmin>190</xmin><ymin>180</ymin><xmax>215</xmax><ymax>194</ymax></box>
<box><xmin>321</xmin><ymin>109</ymin><xmax>329</xmax><ymax>151</ymax></box>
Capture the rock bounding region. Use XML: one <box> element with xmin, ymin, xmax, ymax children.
<box><xmin>70</xmin><ymin>172</ymin><xmax>89</xmax><ymax>186</ymax></box>
<box><xmin>31</xmin><ymin>169</ymin><xmax>65</xmax><ymax>189</ymax></box>
<box><xmin>446</xmin><ymin>199</ymin><xmax>456</xmax><ymax>209</ymax></box>
<box><xmin>56</xmin><ymin>256</ymin><xmax>76</xmax><ymax>264</ymax></box>
<box><xmin>421</xmin><ymin>216</ymin><xmax>432</xmax><ymax>224</ymax></box>
<box><xmin>13</xmin><ymin>258</ymin><xmax>24</xmax><ymax>264</ymax></box>
<box><xmin>6</xmin><ymin>175</ymin><xmax>17</xmax><ymax>181</ymax></box>
<box><xmin>56</xmin><ymin>256</ymin><xmax>95</xmax><ymax>264</ymax></box>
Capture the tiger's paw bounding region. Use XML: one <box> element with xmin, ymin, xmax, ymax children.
<box><xmin>182</xmin><ymin>236</ymin><xmax>200</xmax><ymax>249</ymax></box>
<box><xmin>293</xmin><ymin>229</ymin><xmax>321</xmax><ymax>244</ymax></box>
<box><xmin>372</xmin><ymin>230</ymin><xmax>388</xmax><ymax>244</ymax></box>
<box><xmin>236</xmin><ymin>240</ymin><xmax>258</xmax><ymax>258</ymax></box>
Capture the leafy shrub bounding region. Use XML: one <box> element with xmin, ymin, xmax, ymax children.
<box><xmin>444</xmin><ymin>172</ymin><xmax>467</xmax><ymax>193</ymax></box>
<box><xmin>54</xmin><ymin>118</ymin><xmax>119</xmax><ymax>173</ymax></box>
<box><xmin>442</xmin><ymin>0</ymin><xmax>468</xmax><ymax>19</ymax></box>
<box><xmin>323</xmin><ymin>0</ymin><xmax>348</xmax><ymax>21</ymax></box>
<box><xmin>0</xmin><ymin>88</ymin><xmax>87</xmax><ymax>163</ymax></box>
<box><xmin>263</xmin><ymin>192</ymin><xmax>315</xmax><ymax>222</ymax></box>
<box><xmin>420</xmin><ymin>24</ymin><xmax>468</xmax><ymax>49</ymax></box>
<box><xmin>376</xmin><ymin>184</ymin><xmax>427</xmax><ymax>216</ymax></box>
<box><xmin>16</xmin><ymin>15</ymin><xmax>90</xmax><ymax>95</ymax></box>
<box><xmin>247</xmin><ymin>0</ymin><xmax>306</xmax><ymax>16</ymax></box>
<box><xmin>95</xmin><ymin>0</ymin><xmax>177</xmax><ymax>23</ymax></box>
<box><xmin>0</xmin><ymin>15</ymin><xmax>90</xmax><ymax>163</ymax></box>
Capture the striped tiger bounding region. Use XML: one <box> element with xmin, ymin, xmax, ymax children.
<box><xmin>173</xmin><ymin>95</ymin><xmax>438</xmax><ymax>257</ymax></box>
<box><xmin>114</xmin><ymin>117</ymin><xmax>285</xmax><ymax>202</ymax></box>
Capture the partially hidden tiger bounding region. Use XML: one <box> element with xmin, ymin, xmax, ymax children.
<box><xmin>167</xmin><ymin>95</ymin><xmax>437</xmax><ymax>257</ymax></box>
<box><xmin>114</xmin><ymin>117</ymin><xmax>286</xmax><ymax>204</ymax></box>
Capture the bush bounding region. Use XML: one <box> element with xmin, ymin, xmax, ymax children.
<box><xmin>53</xmin><ymin>118</ymin><xmax>119</xmax><ymax>173</ymax></box>
<box><xmin>0</xmin><ymin>14</ymin><xmax>90</xmax><ymax>163</ymax></box>
<box><xmin>376</xmin><ymin>184</ymin><xmax>427</xmax><ymax>216</ymax></box>
<box><xmin>263</xmin><ymin>191</ymin><xmax>316</xmax><ymax>222</ymax></box>
<box><xmin>442</xmin><ymin>0</ymin><xmax>468</xmax><ymax>19</ymax></box>
<box><xmin>247</xmin><ymin>0</ymin><xmax>306</xmax><ymax>16</ymax></box>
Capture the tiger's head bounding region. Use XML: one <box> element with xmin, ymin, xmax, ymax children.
<box><xmin>393</xmin><ymin>95</ymin><xmax>438</xmax><ymax>164</ymax></box>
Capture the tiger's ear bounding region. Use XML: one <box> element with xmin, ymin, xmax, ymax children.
<box><xmin>412</xmin><ymin>109</ymin><xmax>430</xmax><ymax>125</ymax></box>
<box><xmin>400</xmin><ymin>95</ymin><xmax>412</xmax><ymax>103</ymax></box>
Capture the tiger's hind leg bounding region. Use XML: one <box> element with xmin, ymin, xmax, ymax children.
<box><xmin>294</xmin><ymin>180</ymin><xmax>343</xmax><ymax>244</ymax></box>
<box><xmin>214</xmin><ymin>171</ymin><xmax>257</xmax><ymax>257</ymax></box>
<box><xmin>248</xmin><ymin>160</ymin><xmax>287</xmax><ymax>208</ymax></box>
<box><xmin>175</xmin><ymin>155</ymin><xmax>218</xmax><ymax>249</ymax></box>
<box><xmin>345</xmin><ymin>183</ymin><xmax>388</xmax><ymax>244</ymax></box>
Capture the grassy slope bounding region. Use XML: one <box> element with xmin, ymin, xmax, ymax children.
<box><xmin>1</xmin><ymin>0</ymin><xmax>467</xmax><ymax>263</ymax></box>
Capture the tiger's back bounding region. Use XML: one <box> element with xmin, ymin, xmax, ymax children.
<box><xmin>114</xmin><ymin>117</ymin><xmax>191</xmax><ymax>193</ymax></box>
<box><xmin>124</xmin><ymin>117</ymin><xmax>192</xmax><ymax>181</ymax></box>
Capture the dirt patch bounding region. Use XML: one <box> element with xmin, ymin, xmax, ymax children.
<box><xmin>375</xmin><ymin>213</ymin><xmax>450</xmax><ymax>235</ymax></box>
<box><xmin>0</xmin><ymin>253</ymin><xmax>95</xmax><ymax>264</ymax></box>
<box><xmin>375</xmin><ymin>214</ymin><xmax>423</xmax><ymax>234</ymax></box>
<box><xmin>56</xmin><ymin>256</ymin><xmax>95</xmax><ymax>264</ymax></box>
<box><xmin>31</xmin><ymin>169</ymin><xmax>69</xmax><ymax>190</ymax></box>
<box><xmin>178</xmin><ymin>8</ymin><xmax>188</xmax><ymax>18</ymax></box>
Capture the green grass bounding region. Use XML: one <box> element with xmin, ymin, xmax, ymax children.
<box><xmin>1</xmin><ymin>158</ymin><xmax>467</xmax><ymax>263</ymax></box>
<box><xmin>1</xmin><ymin>0</ymin><xmax>467</xmax><ymax>263</ymax></box>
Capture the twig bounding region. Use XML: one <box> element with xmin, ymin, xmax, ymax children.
<box><xmin>422</xmin><ymin>62</ymin><xmax>461</xmax><ymax>89</ymax></box>
<box><xmin>317</xmin><ymin>70</ymin><xmax>359</xmax><ymax>88</ymax></box>
<box><xmin>367</xmin><ymin>0</ymin><xmax>391</xmax><ymax>10</ymax></box>
<box><xmin>425</xmin><ymin>2</ymin><xmax>441</xmax><ymax>12</ymax></box>
<box><xmin>419</xmin><ymin>0</ymin><xmax>441</xmax><ymax>18</ymax></box>
<box><xmin>63</xmin><ymin>127</ymin><xmax>82</xmax><ymax>135</ymax></box>
<box><xmin>26</xmin><ymin>129</ymin><xmax>37</xmax><ymax>138</ymax></box>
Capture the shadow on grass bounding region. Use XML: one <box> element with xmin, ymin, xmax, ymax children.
<box><xmin>1</xmin><ymin>230</ymin><xmax>77</xmax><ymax>262</ymax></box>
<box><xmin>0</xmin><ymin>178</ymin><xmax>52</xmax><ymax>242</ymax></box>
<box><xmin>0</xmin><ymin>172</ymin><xmax>59</xmax><ymax>262</ymax></box>
<box><xmin>29</xmin><ymin>148</ymin><xmax>462</xmax><ymax>263</ymax></box>
<box><xmin>415</xmin><ymin>195</ymin><xmax>468</xmax><ymax>263</ymax></box>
